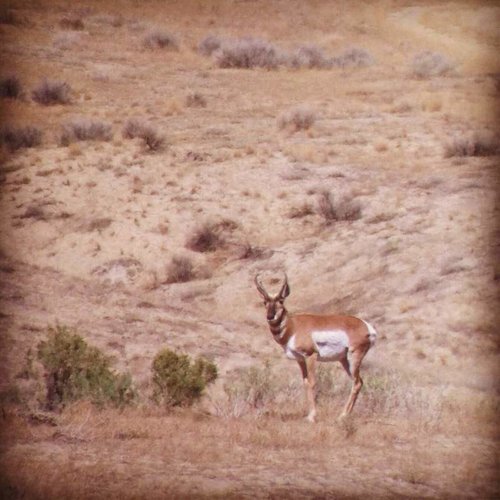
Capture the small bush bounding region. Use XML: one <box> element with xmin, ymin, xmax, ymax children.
<box><xmin>0</xmin><ymin>125</ymin><xmax>42</xmax><ymax>151</ymax></box>
<box><xmin>444</xmin><ymin>131</ymin><xmax>499</xmax><ymax>157</ymax></box>
<box><xmin>165</xmin><ymin>256</ymin><xmax>195</xmax><ymax>284</ymax></box>
<box><xmin>278</xmin><ymin>105</ymin><xmax>316</xmax><ymax>132</ymax></box>
<box><xmin>53</xmin><ymin>32</ymin><xmax>82</xmax><ymax>50</ymax></box>
<box><xmin>215</xmin><ymin>37</ymin><xmax>280</xmax><ymax>69</ymax></box>
<box><xmin>411</xmin><ymin>51</ymin><xmax>454</xmax><ymax>78</ymax></box>
<box><xmin>288</xmin><ymin>45</ymin><xmax>331</xmax><ymax>69</ymax></box>
<box><xmin>59</xmin><ymin>14</ymin><xmax>84</xmax><ymax>30</ymax></box>
<box><xmin>185</xmin><ymin>223</ymin><xmax>224</xmax><ymax>253</ymax></box>
<box><xmin>32</xmin><ymin>79</ymin><xmax>71</xmax><ymax>105</ymax></box>
<box><xmin>152</xmin><ymin>348</ymin><xmax>217</xmax><ymax>407</ymax></box>
<box><xmin>37</xmin><ymin>325</ymin><xmax>135</xmax><ymax>410</ymax></box>
<box><xmin>143</xmin><ymin>29</ymin><xmax>178</xmax><ymax>50</ymax></box>
<box><xmin>0</xmin><ymin>7</ymin><xmax>19</xmax><ymax>25</ymax></box>
<box><xmin>60</xmin><ymin>118</ymin><xmax>113</xmax><ymax>146</ymax></box>
<box><xmin>332</xmin><ymin>47</ymin><xmax>374</xmax><ymax>68</ymax></box>
<box><xmin>122</xmin><ymin>118</ymin><xmax>165</xmax><ymax>151</ymax></box>
<box><xmin>0</xmin><ymin>75</ymin><xmax>22</xmax><ymax>99</ymax></box>
<box><xmin>317</xmin><ymin>191</ymin><xmax>361</xmax><ymax>223</ymax></box>
<box><xmin>197</xmin><ymin>34</ymin><xmax>222</xmax><ymax>56</ymax></box>
<box><xmin>185</xmin><ymin>92</ymin><xmax>207</xmax><ymax>108</ymax></box>
<box><xmin>224</xmin><ymin>362</ymin><xmax>276</xmax><ymax>411</ymax></box>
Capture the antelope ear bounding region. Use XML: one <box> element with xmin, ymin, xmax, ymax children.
<box><xmin>278</xmin><ymin>273</ymin><xmax>290</xmax><ymax>299</ymax></box>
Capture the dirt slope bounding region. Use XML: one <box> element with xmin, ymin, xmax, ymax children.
<box><xmin>1</xmin><ymin>1</ymin><xmax>499</xmax><ymax>498</ymax></box>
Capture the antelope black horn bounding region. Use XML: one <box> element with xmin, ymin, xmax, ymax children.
<box><xmin>254</xmin><ymin>273</ymin><xmax>271</xmax><ymax>300</ymax></box>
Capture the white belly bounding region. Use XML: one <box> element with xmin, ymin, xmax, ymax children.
<box><xmin>312</xmin><ymin>330</ymin><xmax>349</xmax><ymax>361</ymax></box>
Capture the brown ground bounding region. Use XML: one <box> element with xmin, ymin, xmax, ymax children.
<box><xmin>0</xmin><ymin>1</ymin><xmax>499</xmax><ymax>498</ymax></box>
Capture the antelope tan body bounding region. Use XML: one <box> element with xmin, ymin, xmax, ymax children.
<box><xmin>255</xmin><ymin>273</ymin><xmax>377</xmax><ymax>422</ymax></box>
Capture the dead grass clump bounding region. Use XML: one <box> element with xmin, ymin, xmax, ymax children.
<box><xmin>288</xmin><ymin>45</ymin><xmax>331</xmax><ymax>69</ymax></box>
<box><xmin>332</xmin><ymin>47</ymin><xmax>374</xmax><ymax>68</ymax></box>
<box><xmin>143</xmin><ymin>29</ymin><xmax>178</xmax><ymax>50</ymax></box>
<box><xmin>411</xmin><ymin>51</ymin><xmax>454</xmax><ymax>78</ymax></box>
<box><xmin>215</xmin><ymin>37</ymin><xmax>280</xmax><ymax>69</ymax></box>
<box><xmin>59</xmin><ymin>14</ymin><xmax>85</xmax><ymax>30</ymax></box>
<box><xmin>288</xmin><ymin>202</ymin><xmax>315</xmax><ymax>219</ymax></box>
<box><xmin>185</xmin><ymin>223</ymin><xmax>224</xmax><ymax>253</ymax></box>
<box><xmin>53</xmin><ymin>32</ymin><xmax>83</xmax><ymax>50</ymax></box>
<box><xmin>122</xmin><ymin>118</ymin><xmax>165</xmax><ymax>151</ymax></box>
<box><xmin>185</xmin><ymin>92</ymin><xmax>207</xmax><ymax>108</ymax></box>
<box><xmin>237</xmin><ymin>242</ymin><xmax>271</xmax><ymax>260</ymax></box>
<box><xmin>278</xmin><ymin>105</ymin><xmax>316</xmax><ymax>132</ymax></box>
<box><xmin>212</xmin><ymin>362</ymin><xmax>278</xmax><ymax>418</ymax></box>
<box><xmin>60</xmin><ymin>118</ymin><xmax>113</xmax><ymax>145</ymax></box>
<box><xmin>165</xmin><ymin>256</ymin><xmax>196</xmax><ymax>284</ymax></box>
<box><xmin>32</xmin><ymin>79</ymin><xmax>71</xmax><ymax>105</ymax></box>
<box><xmin>197</xmin><ymin>34</ymin><xmax>222</xmax><ymax>56</ymax></box>
<box><xmin>0</xmin><ymin>7</ymin><xmax>20</xmax><ymax>25</ymax></box>
<box><xmin>444</xmin><ymin>131</ymin><xmax>499</xmax><ymax>157</ymax></box>
<box><xmin>317</xmin><ymin>191</ymin><xmax>362</xmax><ymax>223</ymax></box>
<box><xmin>0</xmin><ymin>75</ymin><xmax>22</xmax><ymax>99</ymax></box>
<box><xmin>0</xmin><ymin>125</ymin><xmax>42</xmax><ymax>151</ymax></box>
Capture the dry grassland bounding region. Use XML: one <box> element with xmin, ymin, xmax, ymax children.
<box><xmin>0</xmin><ymin>0</ymin><xmax>499</xmax><ymax>498</ymax></box>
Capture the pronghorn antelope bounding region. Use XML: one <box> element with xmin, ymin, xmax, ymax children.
<box><xmin>255</xmin><ymin>273</ymin><xmax>377</xmax><ymax>422</ymax></box>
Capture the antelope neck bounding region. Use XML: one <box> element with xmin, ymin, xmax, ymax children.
<box><xmin>267</xmin><ymin>308</ymin><xmax>288</xmax><ymax>342</ymax></box>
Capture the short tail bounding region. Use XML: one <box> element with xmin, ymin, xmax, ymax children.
<box><xmin>362</xmin><ymin>319</ymin><xmax>378</xmax><ymax>347</ymax></box>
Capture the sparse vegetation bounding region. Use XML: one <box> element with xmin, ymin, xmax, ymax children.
<box><xmin>215</xmin><ymin>37</ymin><xmax>281</xmax><ymax>69</ymax></box>
<box><xmin>59</xmin><ymin>118</ymin><xmax>113</xmax><ymax>145</ymax></box>
<box><xmin>288</xmin><ymin>45</ymin><xmax>331</xmax><ymax>69</ymax></box>
<box><xmin>1</xmin><ymin>1</ymin><xmax>498</xmax><ymax>498</ymax></box>
<box><xmin>122</xmin><ymin>118</ymin><xmax>165</xmax><ymax>151</ymax></box>
<box><xmin>59</xmin><ymin>14</ymin><xmax>84</xmax><ymax>30</ymax></box>
<box><xmin>143</xmin><ymin>29</ymin><xmax>178</xmax><ymax>50</ymax></box>
<box><xmin>185</xmin><ymin>222</ymin><xmax>224</xmax><ymax>252</ymax></box>
<box><xmin>332</xmin><ymin>47</ymin><xmax>374</xmax><ymax>68</ymax></box>
<box><xmin>151</xmin><ymin>348</ymin><xmax>217</xmax><ymax>407</ymax></box>
<box><xmin>444</xmin><ymin>131</ymin><xmax>499</xmax><ymax>157</ymax></box>
<box><xmin>317</xmin><ymin>191</ymin><xmax>362</xmax><ymax>223</ymax></box>
<box><xmin>411</xmin><ymin>51</ymin><xmax>454</xmax><ymax>78</ymax></box>
<box><xmin>197</xmin><ymin>34</ymin><xmax>222</xmax><ymax>56</ymax></box>
<box><xmin>185</xmin><ymin>91</ymin><xmax>207</xmax><ymax>108</ymax></box>
<box><xmin>278</xmin><ymin>105</ymin><xmax>316</xmax><ymax>132</ymax></box>
<box><xmin>0</xmin><ymin>125</ymin><xmax>42</xmax><ymax>151</ymax></box>
<box><xmin>214</xmin><ymin>362</ymin><xmax>277</xmax><ymax>418</ymax></box>
<box><xmin>37</xmin><ymin>325</ymin><xmax>135</xmax><ymax>410</ymax></box>
<box><xmin>165</xmin><ymin>255</ymin><xmax>196</xmax><ymax>284</ymax></box>
<box><xmin>0</xmin><ymin>6</ymin><xmax>19</xmax><ymax>25</ymax></box>
<box><xmin>32</xmin><ymin>79</ymin><xmax>71</xmax><ymax>105</ymax></box>
<box><xmin>0</xmin><ymin>75</ymin><xmax>22</xmax><ymax>99</ymax></box>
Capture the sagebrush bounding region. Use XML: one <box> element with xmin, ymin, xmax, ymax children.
<box><xmin>152</xmin><ymin>348</ymin><xmax>217</xmax><ymax>407</ymax></box>
<box><xmin>37</xmin><ymin>325</ymin><xmax>135</xmax><ymax>409</ymax></box>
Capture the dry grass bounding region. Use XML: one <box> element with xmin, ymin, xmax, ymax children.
<box><xmin>0</xmin><ymin>0</ymin><xmax>499</xmax><ymax>498</ymax></box>
<box><xmin>31</xmin><ymin>79</ymin><xmax>71</xmax><ymax>105</ymax></box>
<box><xmin>0</xmin><ymin>125</ymin><xmax>42</xmax><ymax>151</ymax></box>
<box><xmin>277</xmin><ymin>105</ymin><xmax>316</xmax><ymax>132</ymax></box>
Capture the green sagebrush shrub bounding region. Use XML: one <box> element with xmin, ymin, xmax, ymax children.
<box><xmin>152</xmin><ymin>348</ymin><xmax>217</xmax><ymax>407</ymax></box>
<box><xmin>37</xmin><ymin>325</ymin><xmax>135</xmax><ymax>410</ymax></box>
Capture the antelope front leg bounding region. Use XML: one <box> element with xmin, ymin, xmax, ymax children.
<box><xmin>298</xmin><ymin>355</ymin><xmax>317</xmax><ymax>423</ymax></box>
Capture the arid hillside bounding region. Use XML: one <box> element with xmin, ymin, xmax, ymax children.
<box><xmin>1</xmin><ymin>1</ymin><xmax>499</xmax><ymax>498</ymax></box>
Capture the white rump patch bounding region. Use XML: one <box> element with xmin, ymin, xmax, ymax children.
<box><xmin>361</xmin><ymin>319</ymin><xmax>378</xmax><ymax>345</ymax></box>
<box><xmin>312</xmin><ymin>330</ymin><xmax>349</xmax><ymax>361</ymax></box>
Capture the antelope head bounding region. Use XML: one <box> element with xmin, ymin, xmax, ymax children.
<box><xmin>255</xmin><ymin>272</ymin><xmax>290</xmax><ymax>323</ymax></box>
